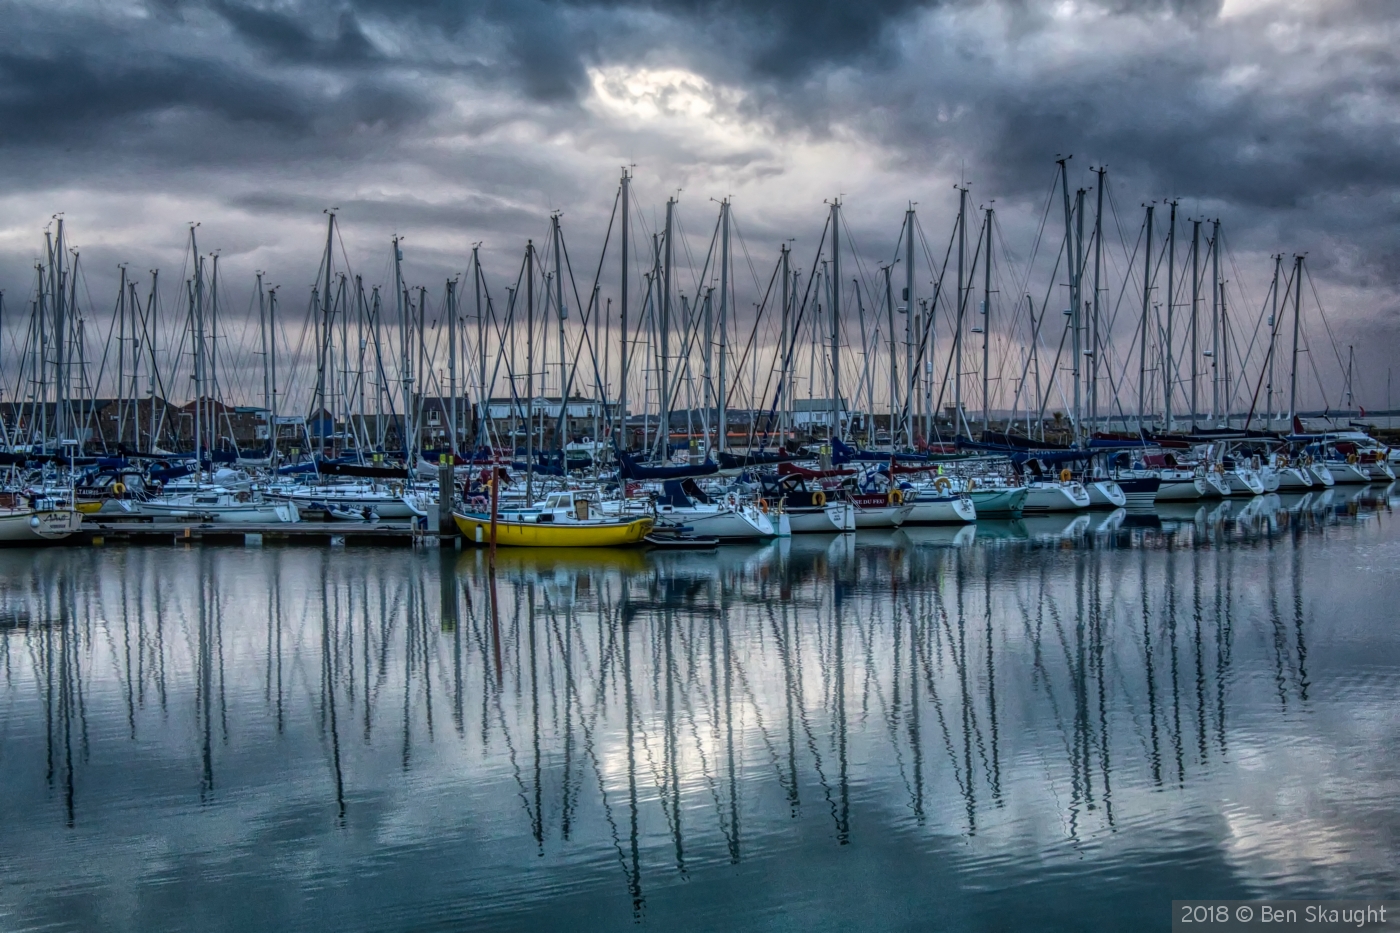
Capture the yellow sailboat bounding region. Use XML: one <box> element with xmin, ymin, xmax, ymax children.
<box><xmin>454</xmin><ymin>490</ymin><xmax>652</xmax><ymax>548</ymax></box>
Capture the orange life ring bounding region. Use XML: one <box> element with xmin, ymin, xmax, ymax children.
<box><xmin>1059</xmin><ymin>468</ymin><xmax>1072</xmax><ymax>483</ymax></box>
<box><xmin>887</xmin><ymin>489</ymin><xmax>903</xmax><ymax>506</ymax></box>
<box><xmin>758</xmin><ymin>498</ymin><xmax>769</xmax><ymax>513</ymax></box>
<box><xmin>112</xmin><ymin>482</ymin><xmax>126</xmax><ymax>496</ymax></box>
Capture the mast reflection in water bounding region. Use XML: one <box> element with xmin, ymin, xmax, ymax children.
<box><xmin>1</xmin><ymin>489</ymin><xmax>1398</xmax><ymax>931</ymax></box>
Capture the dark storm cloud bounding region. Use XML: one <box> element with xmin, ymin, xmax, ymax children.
<box><xmin>0</xmin><ymin>0</ymin><xmax>1397</xmax><ymax>405</ymax></box>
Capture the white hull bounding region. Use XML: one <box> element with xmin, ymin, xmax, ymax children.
<box><xmin>1226</xmin><ymin>470</ymin><xmax>1266</xmax><ymax>496</ymax></box>
<box><xmin>1324</xmin><ymin>462</ymin><xmax>1371</xmax><ymax>484</ymax></box>
<box><xmin>1274</xmin><ymin>467</ymin><xmax>1314</xmax><ymax>491</ymax></box>
<box><xmin>785</xmin><ymin>502</ymin><xmax>856</xmax><ymax>533</ymax></box>
<box><xmin>966</xmin><ymin>487</ymin><xmax>1028</xmax><ymax>516</ymax></box>
<box><xmin>903</xmin><ymin>496</ymin><xmax>976</xmax><ymax>524</ymax></box>
<box><xmin>1087</xmin><ymin>481</ymin><xmax>1127</xmax><ymax>509</ymax></box>
<box><xmin>852</xmin><ymin>504</ymin><xmax>914</xmax><ymax>528</ymax></box>
<box><xmin>1200</xmin><ymin>473</ymin><xmax>1232</xmax><ymax>498</ymax></box>
<box><xmin>0</xmin><ymin>508</ymin><xmax>82</xmax><ymax>542</ymax></box>
<box><xmin>653</xmin><ymin>504</ymin><xmax>774</xmax><ymax>540</ymax></box>
<box><xmin>1155</xmin><ymin>476</ymin><xmax>1207</xmax><ymax>501</ymax></box>
<box><xmin>271</xmin><ymin>489</ymin><xmax>427</xmax><ymax>519</ymax></box>
<box><xmin>1022</xmin><ymin>482</ymin><xmax>1091</xmax><ymax>512</ymax></box>
<box><xmin>1309</xmin><ymin>464</ymin><xmax>1335</xmax><ymax>487</ymax></box>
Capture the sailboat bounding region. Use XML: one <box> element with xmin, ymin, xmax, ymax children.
<box><xmin>453</xmin><ymin>489</ymin><xmax>652</xmax><ymax>547</ymax></box>
<box><xmin>0</xmin><ymin>494</ymin><xmax>82</xmax><ymax>543</ymax></box>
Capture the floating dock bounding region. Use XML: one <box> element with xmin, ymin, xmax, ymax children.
<box><xmin>79</xmin><ymin>520</ymin><xmax>431</xmax><ymax>547</ymax></box>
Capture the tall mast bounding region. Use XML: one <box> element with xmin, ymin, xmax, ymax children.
<box><xmin>982</xmin><ymin>205</ymin><xmax>993</xmax><ymax>435</ymax></box>
<box><xmin>954</xmin><ymin>187</ymin><xmax>967</xmax><ymax>434</ymax></box>
<box><xmin>1090</xmin><ymin>168</ymin><xmax>1105</xmax><ymax>433</ymax></box>
<box><xmin>1138</xmin><ymin>205</ymin><xmax>1154</xmax><ymax>435</ymax></box>
<box><xmin>257</xmin><ymin>273</ymin><xmax>269</xmax><ymax>440</ymax></box>
<box><xmin>884</xmin><ymin>264</ymin><xmax>896</xmax><ymax>447</ymax></box>
<box><xmin>661</xmin><ymin>199</ymin><xmax>675</xmax><ymax>455</ymax></box>
<box><xmin>829</xmin><ymin>199</ymin><xmax>842</xmax><ymax>441</ymax></box>
<box><xmin>1073</xmin><ymin>182</ymin><xmax>1086</xmax><ymax>441</ymax></box>
<box><xmin>1058</xmin><ymin>159</ymin><xmax>1077</xmax><ymax>441</ymax></box>
<box><xmin>447</xmin><ymin>277</ymin><xmax>458</xmax><ymax>456</ymax></box>
<box><xmin>268</xmin><ymin>286</ymin><xmax>278</xmax><ymax>467</ymax></box>
<box><xmin>192</xmin><ymin>226</ymin><xmax>204</xmax><ymax>478</ymax></box>
<box><xmin>1164</xmin><ymin>200</ymin><xmax>1177</xmax><ymax>431</ymax></box>
<box><xmin>1287</xmin><ymin>254</ymin><xmax>1304</xmax><ymax>426</ymax></box>
<box><xmin>319</xmin><ymin>211</ymin><xmax>334</xmax><ymax>459</ymax></box>
<box><xmin>526</xmin><ymin>240</ymin><xmax>535</xmax><ymax>502</ymax></box>
<box><xmin>1219</xmin><ymin>277</ymin><xmax>1229</xmax><ymax>428</ymax></box>
<box><xmin>474</xmin><ymin>246</ymin><xmax>486</xmax><ymax>449</ymax></box>
<box><xmin>780</xmin><ymin>244</ymin><xmax>790</xmax><ymax>445</ymax></box>
<box><xmin>394</xmin><ymin>236</ymin><xmax>409</xmax><ymax>458</ymax></box>
<box><xmin>1190</xmin><ymin>218</ymin><xmax>1200</xmax><ymax>430</ymax></box>
<box><xmin>552</xmin><ymin>212</ymin><xmax>567</xmax><ymax>449</ymax></box>
<box><xmin>702</xmin><ymin>287</ymin><xmax>714</xmax><ymax>451</ymax></box>
<box><xmin>618</xmin><ymin>168</ymin><xmax>630</xmax><ymax>449</ymax></box>
<box><xmin>1268</xmin><ymin>255</ymin><xmax>1281</xmax><ymax>428</ymax></box>
<box><xmin>903</xmin><ymin>206</ymin><xmax>915</xmax><ymax>448</ymax></box>
<box><xmin>718</xmin><ymin>198</ymin><xmax>730</xmax><ymax>453</ymax></box>
<box><xmin>1210</xmin><ymin>219</ymin><xmax>1221</xmax><ymax>424</ymax></box>
<box><xmin>54</xmin><ymin>221</ymin><xmax>68</xmax><ymax>445</ymax></box>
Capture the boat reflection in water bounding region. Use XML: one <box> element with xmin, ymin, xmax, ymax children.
<box><xmin>0</xmin><ymin>487</ymin><xmax>1397</xmax><ymax>932</ymax></box>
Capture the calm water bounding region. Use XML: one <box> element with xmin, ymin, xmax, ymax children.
<box><xmin>3</xmin><ymin>489</ymin><xmax>1399</xmax><ymax>932</ymax></box>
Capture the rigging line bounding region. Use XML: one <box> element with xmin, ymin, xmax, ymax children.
<box><xmin>554</xmin><ymin>188</ymin><xmax>621</xmax><ymax>429</ymax></box>
<box><xmin>903</xmin><ymin>212</ymin><xmax>958</xmax><ymax>437</ymax></box>
<box><xmin>1303</xmin><ymin>261</ymin><xmax>1350</xmax><ymax>397</ymax></box>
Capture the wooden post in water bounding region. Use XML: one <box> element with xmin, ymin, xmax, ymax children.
<box><xmin>438</xmin><ymin>457</ymin><xmax>457</xmax><ymax>544</ymax></box>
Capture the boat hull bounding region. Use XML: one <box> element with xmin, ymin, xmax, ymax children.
<box><xmin>1155</xmin><ymin>477</ymin><xmax>1207</xmax><ymax>501</ymax></box>
<box><xmin>785</xmin><ymin>502</ymin><xmax>855</xmax><ymax>533</ymax></box>
<box><xmin>0</xmin><ymin>508</ymin><xmax>82</xmax><ymax>543</ymax></box>
<box><xmin>1087</xmin><ymin>480</ymin><xmax>1127</xmax><ymax>509</ymax></box>
<box><xmin>903</xmin><ymin>495</ymin><xmax>976</xmax><ymax>524</ymax></box>
<box><xmin>852</xmin><ymin>504</ymin><xmax>913</xmax><ymax>528</ymax></box>
<box><xmin>1022</xmin><ymin>483</ymin><xmax>1090</xmax><ymax>512</ymax></box>
<box><xmin>454</xmin><ymin>512</ymin><xmax>652</xmax><ymax>547</ymax></box>
<box><xmin>653</xmin><ymin>505</ymin><xmax>774</xmax><ymax>540</ymax></box>
<box><xmin>1115</xmin><ymin>476</ymin><xmax>1162</xmax><ymax>509</ymax></box>
<box><xmin>966</xmin><ymin>487</ymin><xmax>1027</xmax><ymax>516</ymax></box>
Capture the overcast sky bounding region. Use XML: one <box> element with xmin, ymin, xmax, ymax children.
<box><xmin>1</xmin><ymin>0</ymin><xmax>1396</xmax><ymax>412</ymax></box>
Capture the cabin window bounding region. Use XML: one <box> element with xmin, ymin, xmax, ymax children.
<box><xmin>428</xmin><ymin>410</ymin><xmax>440</xmax><ymax>426</ymax></box>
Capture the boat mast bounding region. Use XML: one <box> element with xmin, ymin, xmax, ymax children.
<box><xmin>982</xmin><ymin>204</ymin><xmax>993</xmax><ymax>435</ymax></box>
<box><xmin>1164</xmin><ymin>199</ymin><xmax>1177</xmax><ymax>431</ymax></box>
<box><xmin>618</xmin><ymin>168</ymin><xmax>629</xmax><ymax>450</ymax></box>
<box><xmin>718</xmin><ymin>198</ymin><xmax>730</xmax><ymax>453</ymax></box>
<box><xmin>884</xmin><ymin>264</ymin><xmax>895</xmax><ymax>447</ymax></box>
<box><xmin>1287</xmin><ymin>254</ymin><xmax>1304</xmax><ymax>427</ymax></box>
<box><xmin>1210</xmin><ymin>219</ymin><xmax>1221</xmax><ymax>424</ymax></box>
<box><xmin>318</xmin><ymin>211</ymin><xmax>334</xmax><ymax>460</ymax></box>
<box><xmin>954</xmin><ymin>186</ymin><xmax>967</xmax><ymax>436</ymax></box>
<box><xmin>268</xmin><ymin>286</ymin><xmax>279</xmax><ymax>468</ymax></box>
<box><xmin>660</xmin><ymin>199</ymin><xmax>674</xmax><ymax>456</ymax></box>
<box><xmin>1190</xmin><ymin>218</ymin><xmax>1200</xmax><ymax>430</ymax></box>
<box><xmin>474</xmin><ymin>245</ymin><xmax>486</xmax><ymax>449</ymax></box>
<box><xmin>829</xmin><ymin>199</ymin><xmax>842</xmax><ymax>441</ymax></box>
<box><xmin>394</xmin><ymin>236</ymin><xmax>409</xmax><ymax>459</ymax></box>
<box><xmin>447</xmin><ymin>276</ymin><xmax>458</xmax><ymax>456</ymax></box>
<box><xmin>553</xmin><ymin>212</ymin><xmax>567</xmax><ymax>450</ymax></box>
<box><xmin>1091</xmin><ymin>167</ymin><xmax>1105</xmax><ymax>434</ymax></box>
<box><xmin>526</xmin><ymin>240</ymin><xmax>535</xmax><ymax>502</ymax></box>
<box><xmin>1268</xmin><ymin>254</ymin><xmax>1281</xmax><ymax>429</ymax></box>
<box><xmin>779</xmin><ymin>244</ymin><xmax>790</xmax><ymax>445</ymax></box>
<box><xmin>902</xmin><ymin>207</ymin><xmax>915</xmax><ymax>448</ymax></box>
<box><xmin>1138</xmin><ymin>205</ymin><xmax>1154</xmax><ymax>435</ymax></box>
<box><xmin>1219</xmin><ymin>276</ymin><xmax>1229</xmax><ymax>429</ymax></box>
